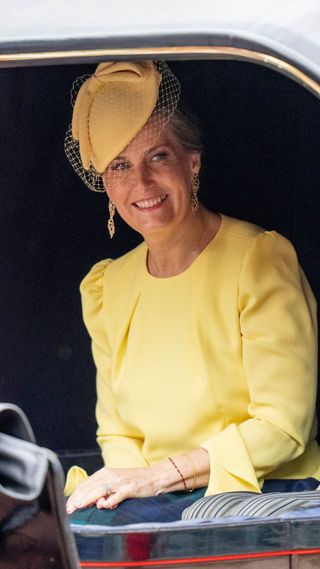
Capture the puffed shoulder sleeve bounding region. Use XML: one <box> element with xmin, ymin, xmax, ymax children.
<box><xmin>64</xmin><ymin>261</ymin><xmax>112</xmax><ymax>496</ymax></box>
<box><xmin>80</xmin><ymin>259</ymin><xmax>147</xmax><ymax>471</ymax></box>
<box><xmin>80</xmin><ymin>259</ymin><xmax>112</xmax><ymax>351</ymax></box>
<box><xmin>201</xmin><ymin>231</ymin><xmax>318</xmax><ymax>495</ymax></box>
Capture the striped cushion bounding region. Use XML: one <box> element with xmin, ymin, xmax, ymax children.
<box><xmin>182</xmin><ymin>490</ymin><xmax>320</xmax><ymax>520</ymax></box>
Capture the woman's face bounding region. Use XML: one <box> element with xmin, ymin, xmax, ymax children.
<box><xmin>103</xmin><ymin>124</ymin><xmax>201</xmax><ymax>238</ymax></box>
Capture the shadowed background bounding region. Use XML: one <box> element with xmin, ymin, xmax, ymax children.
<box><xmin>0</xmin><ymin>60</ymin><xmax>319</xmax><ymax>457</ymax></box>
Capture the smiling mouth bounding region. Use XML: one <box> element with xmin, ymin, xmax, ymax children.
<box><xmin>134</xmin><ymin>194</ymin><xmax>167</xmax><ymax>209</ymax></box>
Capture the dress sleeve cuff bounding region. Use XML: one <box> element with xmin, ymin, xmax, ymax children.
<box><xmin>64</xmin><ymin>465</ymin><xmax>89</xmax><ymax>496</ymax></box>
<box><xmin>201</xmin><ymin>424</ymin><xmax>261</xmax><ymax>495</ymax></box>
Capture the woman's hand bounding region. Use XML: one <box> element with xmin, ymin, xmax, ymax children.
<box><xmin>65</xmin><ymin>449</ymin><xmax>210</xmax><ymax>514</ymax></box>
<box><xmin>66</xmin><ymin>465</ymin><xmax>162</xmax><ymax>514</ymax></box>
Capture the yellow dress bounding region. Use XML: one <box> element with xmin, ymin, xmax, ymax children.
<box><xmin>65</xmin><ymin>215</ymin><xmax>320</xmax><ymax>496</ymax></box>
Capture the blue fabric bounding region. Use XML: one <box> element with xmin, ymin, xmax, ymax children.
<box><xmin>70</xmin><ymin>488</ymin><xmax>206</xmax><ymax>526</ymax></box>
<box><xmin>262</xmin><ymin>477</ymin><xmax>319</xmax><ymax>492</ymax></box>
<box><xmin>70</xmin><ymin>477</ymin><xmax>319</xmax><ymax>526</ymax></box>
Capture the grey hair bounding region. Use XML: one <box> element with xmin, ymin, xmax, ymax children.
<box><xmin>168</xmin><ymin>108</ymin><xmax>203</xmax><ymax>154</ymax></box>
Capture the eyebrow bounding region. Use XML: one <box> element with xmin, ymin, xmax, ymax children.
<box><xmin>112</xmin><ymin>144</ymin><xmax>170</xmax><ymax>163</ymax></box>
<box><xmin>146</xmin><ymin>143</ymin><xmax>170</xmax><ymax>155</ymax></box>
<box><xmin>112</xmin><ymin>155</ymin><xmax>127</xmax><ymax>161</ymax></box>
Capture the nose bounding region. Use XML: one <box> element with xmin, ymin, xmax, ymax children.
<box><xmin>129</xmin><ymin>162</ymin><xmax>154</xmax><ymax>193</ymax></box>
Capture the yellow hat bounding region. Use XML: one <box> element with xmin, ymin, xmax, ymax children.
<box><xmin>71</xmin><ymin>61</ymin><xmax>161</xmax><ymax>173</ymax></box>
<box><xmin>65</xmin><ymin>61</ymin><xmax>180</xmax><ymax>192</ymax></box>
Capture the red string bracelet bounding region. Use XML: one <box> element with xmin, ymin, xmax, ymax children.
<box><xmin>168</xmin><ymin>457</ymin><xmax>188</xmax><ymax>493</ymax></box>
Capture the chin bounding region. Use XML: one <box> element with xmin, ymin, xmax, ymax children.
<box><xmin>137</xmin><ymin>223</ymin><xmax>169</xmax><ymax>237</ymax></box>
<box><xmin>130</xmin><ymin>214</ymin><xmax>175</xmax><ymax>235</ymax></box>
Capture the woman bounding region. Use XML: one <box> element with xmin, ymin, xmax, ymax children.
<box><xmin>65</xmin><ymin>61</ymin><xmax>320</xmax><ymax>525</ymax></box>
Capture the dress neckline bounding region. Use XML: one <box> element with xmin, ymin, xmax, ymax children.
<box><xmin>143</xmin><ymin>213</ymin><xmax>226</xmax><ymax>282</ymax></box>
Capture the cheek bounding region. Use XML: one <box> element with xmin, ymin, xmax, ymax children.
<box><xmin>171</xmin><ymin>173</ymin><xmax>192</xmax><ymax>201</ymax></box>
<box><xmin>108</xmin><ymin>192</ymin><xmax>137</xmax><ymax>226</ymax></box>
<box><xmin>111</xmin><ymin>198</ymin><xmax>130</xmax><ymax>219</ymax></box>
<box><xmin>159</xmin><ymin>165</ymin><xmax>191</xmax><ymax>192</ymax></box>
<box><xmin>106</xmin><ymin>183</ymin><xmax>129</xmax><ymax>209</ymax></box>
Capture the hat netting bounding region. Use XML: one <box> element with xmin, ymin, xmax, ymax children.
<box><xmin>64</xmin><ymin>61</ymin><xmax>181</xmax><ymax>193</ymax></box>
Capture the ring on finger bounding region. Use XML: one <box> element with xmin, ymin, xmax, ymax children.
<box><xmin>101</xmin><ymin>483</ymin><xmax>112</xmax><ymax>496</ymax></box>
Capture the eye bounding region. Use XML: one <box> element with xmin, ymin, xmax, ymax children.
<box><xmin>151</xmin><ymin>151</ymin><xmax>168</xmax><ymax>162</ymax></box>
<box><xmin>109</xmin><ymin>161</ymin><xmax>131</xmax><ymax>172</ymax></box>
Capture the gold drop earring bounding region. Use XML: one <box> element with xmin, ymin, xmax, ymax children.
<box><xmin>191</xmin><ymin>173</ymin><xmax>200</xmax><ymax>215</ymax></box>
<box><xmin>107</xmin><ymin>198</ymin><xmax>116</xmax><ymax>238</ymax></box>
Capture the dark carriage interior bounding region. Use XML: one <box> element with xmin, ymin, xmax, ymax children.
<box><xmin>0</xmin><ymin>60</ymin><xmax>319</xmax><ymax>471</ymax></box>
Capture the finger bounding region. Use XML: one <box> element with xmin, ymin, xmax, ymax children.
<box><xmin>66</xmin><ymin>499</ymin><xmax>94</xmax><ymax>515</ymax></box>
<box><xmin>96</xmin><ymin>496</ymin><xmax>119</xmax><ymax>509</ymax></box>
<box><xmin>68</xmin><ymin>469</ymin><xmax>111</xmax><ymax>500</ymax></box>
<box><xmin>67</xmin><ymin>484</ymin><xmax>109</xmax><ymax>512</ymax></box>
<box><xmin>96</xmin><ymin>496</ymin><xmax>108</xmax><ymax>509</ymax></box>
<box><xmin>66</xmin><ymin>502</ymin><xmax>76</xmax><ymax>515</ymax></box>
<box><xmin>99</xmin><ymin>489</ymin><xmax>127</xmax><ymax>509</ymax></box>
